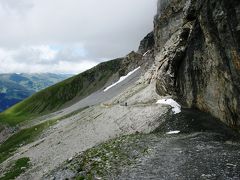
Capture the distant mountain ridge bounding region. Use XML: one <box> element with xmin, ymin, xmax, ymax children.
<box><xmin>0</xmin><ymin>73</ymin><xmax>72</xmax><ymax>112</ymax></box>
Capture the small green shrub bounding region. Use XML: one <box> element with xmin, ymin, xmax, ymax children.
<box><xmin>0</xmin><ymin>157</ymin><xmax>30</xmax><ymax>180</ymax></box>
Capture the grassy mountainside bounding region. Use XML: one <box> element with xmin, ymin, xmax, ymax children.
<box><xmin>0</xmin><ymin>80</ymin><xmax>33</xmax><ymax>112</ymax></box>
<box><xmin>0</xmin><ymin>73</ymin><xmax>71</xmax><ymax>112</ymax></box>
<box><xmin>0</xmin><ymin>58</ymin><xmax>123</xmax><ymax>126</ymax></box>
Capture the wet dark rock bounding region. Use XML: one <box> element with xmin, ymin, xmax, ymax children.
<box><xmin>155</xmin><ymin>108</ymin><xmax>239</xmax><ymax>139</ymax></box>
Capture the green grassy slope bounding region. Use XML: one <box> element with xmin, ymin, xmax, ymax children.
<box><xmin>0</xmin><ymin>58</ymin><xmax>123</xmax><ymax>126</ymax></box>
<box><xmin>0</xmin><ymin>119</ymin><xmax>57</xmax><ymax>163</ymax></box>
<box><xmin>0</xmin><ymin>157</ymin><xmax>30</xmax><ymax>180</ymax></box>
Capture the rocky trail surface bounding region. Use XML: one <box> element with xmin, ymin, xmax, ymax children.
<box><xmin>116</xmin><ymin>109</ymin><xmax>240</xmax><ymax>180</ymax></box>
<box><xmin>48</xmin><ymin>109</ymin><xmax>240</xmax><ymax>180</ymax></box>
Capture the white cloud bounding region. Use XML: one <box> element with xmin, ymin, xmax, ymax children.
<box><xmin>0</xmin><ymin>0</ymin><xmax>33</xmax><ymax>15</ymax></box>
<box><xmin>32</xmin><ymin>45</ymin><xmax>57</xmax><ymax>60</ymax></box>
<box><xmin>11</xmin><ymin>45</ymin><xmax>58</xmax><ymax>64</ymax></box>
<box><xmin>0</xmin><ymin>45</ymin><xmax>98</xmax><ymax>74</ymax></box>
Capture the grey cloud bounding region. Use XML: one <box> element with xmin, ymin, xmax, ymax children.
<box><xmin>0</xmin><ymin>0</ymin><xmax>33</xmax><ymax>14</ymax></box>
<box><xmin>0</xmin><ymin>0</ymin><xmax>157</xmax><ymax>73</ymax></box>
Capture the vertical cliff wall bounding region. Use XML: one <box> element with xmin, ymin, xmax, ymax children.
<box><xmin>154</xmin><ymin>0</ymin><xmax>240</xmax><ymax>129</ymax></box>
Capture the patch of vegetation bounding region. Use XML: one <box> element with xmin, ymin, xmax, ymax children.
<box><xmin>0</xmin><ymin>157</ymin><xmax>30</xmax><ymax>180</ymax></box>
<box><xmin>48</xmin><ymin>134</ymin><xmax>150</xmax><ymax>179</ymax></box>
<box><xmin>0</xmin><ymin>58</ymin><xmax>123</xmax><ymax>126</ymax></box>
<box><xmin>0</xmin><ymin>119</ymin><xmax>57</xmax><ymax>164</ymax></box>
<box><xmin>0</xmin><ymin>112</ymin><xmax>37</xmax><ymax>127</ymax></box>
<box><xmin>0</xmin><ymin>125</ymin><xmax>4</xmax><ymax>133</ymax></box>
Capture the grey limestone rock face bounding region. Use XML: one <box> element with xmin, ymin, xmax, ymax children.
<box><xmin>138</xmin><ymin>31</ymin><xmax>155</xmax><ymax>54</ymax></box>
<box><xmin>154</xmin><ymin>0</ymin><xmax>240</xmax><ymax>129</ymax></box>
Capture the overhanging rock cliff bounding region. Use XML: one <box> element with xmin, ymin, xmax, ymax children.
<box><xmin>154</xmin><ymin>0</ymin><xmax>240</xmax><ymax>129</ymax></box>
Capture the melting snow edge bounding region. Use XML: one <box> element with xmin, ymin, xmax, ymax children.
<box><xmin>156</xmin><ymin>98</ymin><xmax>181</xmax><ymax>114</ymax></box>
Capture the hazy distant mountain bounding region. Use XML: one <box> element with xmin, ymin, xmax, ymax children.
<box><xmin>0</xmin><ymin>73</ymin><xmax>72</xmax><ymax>112</ymax></box>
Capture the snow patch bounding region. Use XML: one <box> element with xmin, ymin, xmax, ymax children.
<box><xmin>156</xmin><ymin>98</ymin><xmax>181</xmax><ymax>114</ymax></box>
<box><xmin>166</xmin><ymin>130</ymin><xmax>180</xmax><ymax>135</ymax></box>
<box><xmin>143</xmin><ymin>50</ymin><xmax>150</xmax><ymax>56</ymax></box>
<box><xmin>104</xmin><ymin>66</ymin><xmax>141</xmax><ymax>92</ymax></box>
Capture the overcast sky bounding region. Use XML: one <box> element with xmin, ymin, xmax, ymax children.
<box><xmin>0</xmin><ymin>0</ymin><xmax>157</xmax><ymax>74</ymax></box>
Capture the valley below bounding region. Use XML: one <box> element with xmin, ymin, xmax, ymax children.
<box><xmin>0</xmin><ymin>73</ymin><xmax>72</xmax><ymax>112</ymax></box>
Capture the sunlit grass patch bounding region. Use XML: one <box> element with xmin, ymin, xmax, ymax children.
<box><xmin>0</xmin><ymin>157</ymin><xmax>30</xmax><ymax>180</ymax></box>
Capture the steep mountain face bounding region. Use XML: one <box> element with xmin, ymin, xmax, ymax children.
<box><xmin>154</xmin><ymin>0</ymin><xmax>240</xmax><ymax>129</ymax></box>
<box><xmin>0</xmin><ymin>73</ymin><xmax>71</xmax><ymax>112</ymax></box>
